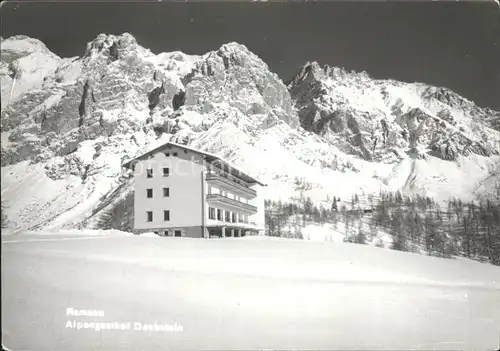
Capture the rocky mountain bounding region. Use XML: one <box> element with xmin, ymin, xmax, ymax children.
<box><xmin>1</xmin><ymin>33</ymin><xmax>499</xmax><ymax>233</ymax></box>
<box><xmin>288</xmin><ymin>61</ymin><xmax>500</xmax><ymax>163</ymax></box>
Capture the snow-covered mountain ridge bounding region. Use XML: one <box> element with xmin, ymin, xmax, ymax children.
<box><xmin>1</xmin><ymin>33</ymin><xmax>499</xmax><ymax>233</ymax></box>
<box><xmin>289</xmin><ymin>61</ymin><xmax>500</xmax><ymax>163</ymax></box>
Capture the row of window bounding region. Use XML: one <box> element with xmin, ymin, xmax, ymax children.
<box><xmin>144</xmin><ymin>150</ymin><xmax>190</xmax><ymax>177</ymax></box>
<box><xmin>147</xmin><ymin>167</ymin><xmax>170</xmax><ymax>178</ymax></box>
<box><xmin>164</xmin><ymin>148</ymin><xmax>188</xmax><ymax>157</ymax></box>
<box><xmin>157</xmin><ymin>230</ymin><xmax>182</xmax><ymax>237</ymax></box>
<box><xmin>208</xmin><ymin>207</ymin><xmax>248</xmax><ymax>223</ymax></box>
<box><xmin>145</xmin><ymin>186</ymin><xmax>246</xmax><ymax>203</ymax></box>
<box><xmin>156</xmin><ymin>230</ymin><xmax>182</xmax><ymax>237</ymax></box>
<box><xmin>146</xmin><ymin>187</ymin><xmax>169</xmax><ymax>198</ymax></box>
<box><xmin>145</xmin><ymin>208</ymin><xmax>247</xmax><ymax>223</ymax></box>
<box><xmin>146</xmin><ymin>210</ymin><xmax>170</xmax><ymax>222</ymax></box>
<box><xmin>145</xmin><ymin>166</ymin><xmax>247</xmax><ymax>193</ymax></box>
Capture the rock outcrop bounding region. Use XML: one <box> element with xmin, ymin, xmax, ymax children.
<box><xmin>289</xmin><ymin>61</ymin><xmax>500</xmax><ymax>163</ymax></box>
<box><xmin>183</xmin><ymin>42</ymin><xmax>299</xmax><ymax>128</ymax></box>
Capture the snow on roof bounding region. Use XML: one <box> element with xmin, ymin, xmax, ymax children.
<box><xmin>122</xmin><ymin>141</ymin><xmax>266</xmax><ymax>186</ymax></box>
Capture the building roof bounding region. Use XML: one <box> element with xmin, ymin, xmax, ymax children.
<box><xmin>122</xmin><ymin>141</ymin><xmax>266</xmax><ymax>186</ymax></box>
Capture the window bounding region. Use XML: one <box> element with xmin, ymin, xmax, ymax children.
<box><xmin>146</xmin><ymin>211</ymin><xmax>153</xmax><ymax>222</ymax></box>
<box><xmin>225</xmin><ymin>211</ymin><xmax>231</xmax><ymax>222</ymax></box>
<box><xmin>163</xmin><ymin>167</ymin><xmax>170</xmax><ymax>177</ymax></box>
<box><xmin>209</xmin><ymin>207</ymin><xmax>216</xmax><ymax>220</ymax></box>
<box><xmin>146</xmin><ymin>189</ymin><xmax>153</xmax><ymax>198</ymax></box>
<box><xmin>165</xmin><ymin>152</ymin><xmax>170</xmax><ymax>157</ymax></box>
<box><xmin>146</xmin><ymin>169</ymin><xmax>153</xmax><ymax>178</ymax></box>
<box><xmin>164</xmin><ymin>210</ymin><xmax>170</xmax><ymax>221</ymax></box>
<box><xmin>184</xmin><ymin>150</ymin><xmax>188</xmax><ymax>154</ymax></box>
<box><xmin>174</xmin><ymin>230</ymin><xmax>182</xmax><ymax>237</ymax></box>
<box><xmin>173</xmin><ymin>152</ymin><xmax>178</xmax><ymax>157</ymax></box>
<box><xmin>217</xmin><ymin>209</ymin><xmax>222</xmax><ymax>221</ymax></box>
<box><xmin>232</xmin><ymin>212</ymin><xmax>236</xmax><ymax>223</ymax></box>
<box><xmin>163</xmin><ymin>187</ymin><xmax>170</xmax><ymax>197</ymax></box>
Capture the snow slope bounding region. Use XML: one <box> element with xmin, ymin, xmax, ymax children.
<box><xmin>6</xmin><ymin>234</ymin><xmax>498</xmax><ymax>288</ymax></box>
<box><xmin>3</xmin><ymin>235</ymin><xmax>500</xmax><ymax>350</ymax></box>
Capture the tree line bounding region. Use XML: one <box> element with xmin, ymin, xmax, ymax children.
<box><xmin>265</xmin><ymin>190</ymin><xmax>500</xmax><ymax>266</ymax></box>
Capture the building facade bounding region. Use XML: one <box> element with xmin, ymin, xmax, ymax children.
<box><xmin>123</xmin><ymin>142</ymin><xmax>266</xmax><ymax>237</ymax></box>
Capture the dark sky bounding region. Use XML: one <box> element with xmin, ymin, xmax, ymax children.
<box><xmin>1</xmin><ymin>1</ymin><xmax>499</xmax><ymax>110</ymax></box>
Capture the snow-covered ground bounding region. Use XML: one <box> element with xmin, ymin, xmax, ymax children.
<box><xmin>1</xmin><ymin>229</ymin><xmax>134</xmax><ymax>238</ymax></box>
<box><xmin>301</xmin><ymin>222</ymin><xmax>393</xmax><ymax>246</ymax></box>
<box><xmin>2</xmin><ymin>234</ymin><xmax>500</xmax><ymax>351</ymax></box>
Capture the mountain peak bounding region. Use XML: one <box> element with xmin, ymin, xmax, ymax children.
<box><xmin>208</xmin><ymin>41</ymin><xmax>268</xmax><ymax>71</ymax></box>
<box><xmin>289</xmin><ymin>61</ymin><xmax>341</xmax><ymax>86</ymax></box>
<box><xmin>219</xmin><ymin>41</ymin><xmax>250</xmax><ymax>53</ymax></box>
<box><xmin>83</xmin><ymin>32</ymin><xmax>139</xmax><ymax>60</ymax></box>
<box><xmin>289</xmin><ymin>61</ymin><xmax>372</xmax><ymax>88</ymax></box>
<box><xmin>1</xmin><ymin>35</ymin><xmax>55</xmax><ymax>56</ymax></box>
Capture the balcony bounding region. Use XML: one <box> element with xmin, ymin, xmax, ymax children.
<box><xmin>206</xmin><ymin>194</ymin><xmax>258</xmax><ymax>214</ymax></box>
<box><xmin>206</xmin><ymin>172</ymin><xmax>257</xmax><ymax>198</ymax></box>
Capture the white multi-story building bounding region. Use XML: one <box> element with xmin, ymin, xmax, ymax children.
<box><xmin>123</xmin><ymin>142</ymin><xmax>266</xmax><ymax>238</ymax></box>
